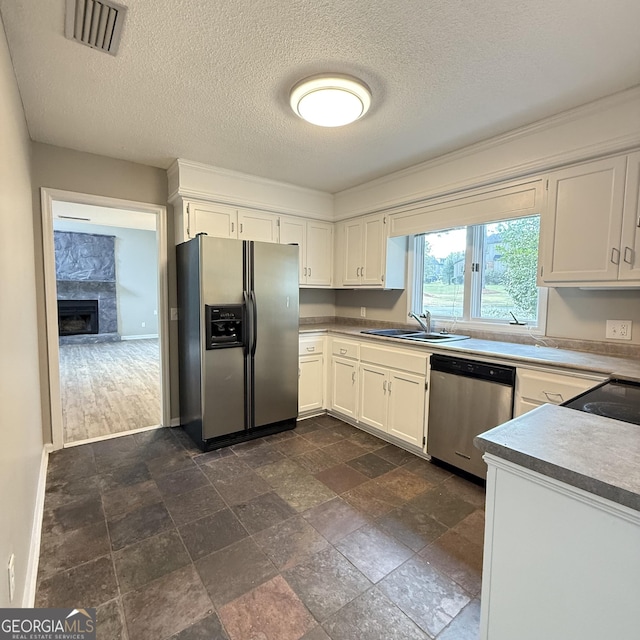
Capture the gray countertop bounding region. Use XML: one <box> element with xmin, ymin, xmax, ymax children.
<box><xmin>300</xmin><ymin>323</ymin><xmax>640</xmax><ymax>381</ymax></box>
<box><xmin>474</xmin><ymin>403</ymin><xmax>640</xmax><ymax>512</ymax></box>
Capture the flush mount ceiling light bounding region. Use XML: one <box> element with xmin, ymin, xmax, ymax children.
<box><xmin>290</xmin><ymin>74</ymin><xmax>371</xmax><ymax>127</ymax></box>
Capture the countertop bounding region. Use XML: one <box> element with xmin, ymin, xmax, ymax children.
<box><xmin>300</xmin><ymin>323</ymin><xmax>640</xmax><ymax>381</ymax></box>
<box><xmin>474</xmin><ymin>403</ymin><xmax>640</xmax><ymax>512</ymax></box>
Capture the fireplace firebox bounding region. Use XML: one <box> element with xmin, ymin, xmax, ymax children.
<box><xmin>58</xmin><ymin>299</ymin><xmax>99</xmax><ymax>336</ymax></box>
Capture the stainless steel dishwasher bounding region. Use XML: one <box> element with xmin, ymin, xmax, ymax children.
<box><xmin>427</xmin><ymin>354</ymin><xmax>515</xmax><ymax>479</ymax></box>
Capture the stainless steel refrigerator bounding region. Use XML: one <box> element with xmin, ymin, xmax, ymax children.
<box><xmin>177</xmin><ymin>235</ymin><xmax>299</xmax><ymax>450</ymax></box>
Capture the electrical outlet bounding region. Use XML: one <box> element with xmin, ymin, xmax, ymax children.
<box><xmin>8</xmin><ymin>554</ymin><xmax>15</xmax><ymax>603</ymax></box>
<box><xmin>606</xmin><ymin>320</ymin><xmax>632</xmax><ymax>340</ymax></box>
<box><xmin>170</xmin><ymin>308</ymin><xmax>179</xmax><ymax>321</ymax></box>
<box><xmin>360</xmin><ymin>307</ymin><xmax>366</xmax><ymax>318</ymax></box>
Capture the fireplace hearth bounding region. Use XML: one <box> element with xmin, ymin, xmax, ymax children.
<box><xmin>58</xmin><ymin>299</ymin><xmax>99</xmax><ymax>336</ymax></box>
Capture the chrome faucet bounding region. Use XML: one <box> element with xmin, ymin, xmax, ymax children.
<box><xmin>408</xmin><ymin>311</ymin><xmax>431</xmax><ymax>333</ymax></box>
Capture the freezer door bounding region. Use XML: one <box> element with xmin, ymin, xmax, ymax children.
<box><xmin>251</xmin><ymin>241</ymin><xmax>299</xmax><ymax>427</ymax></box>
<box><xmin>200</xmin><ymin>236</ymin><xmax>247</xmax><ymax>439</ymax></box>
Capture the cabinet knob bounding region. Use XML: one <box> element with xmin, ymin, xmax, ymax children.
<box><xmin>340</xmin><ymin>348</ymin><xmax>347</xmax><ymax>355</ymax></box>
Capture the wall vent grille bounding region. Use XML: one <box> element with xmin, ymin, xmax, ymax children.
<box><xmin>64</xmin><ymin>0</ymin><xmax>127</xmax><ymax>56</ymax></box>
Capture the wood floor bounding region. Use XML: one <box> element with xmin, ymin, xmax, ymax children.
<box><xmin>59</xmin><ymin>338</ymin><xmax>161</xmax><ymax>443</ymax></box>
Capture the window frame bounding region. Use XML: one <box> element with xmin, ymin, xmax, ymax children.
<box><xmin>408</xmin><ymin>216</ymin><xmax>548</xmax><ymax>335</ymax></box>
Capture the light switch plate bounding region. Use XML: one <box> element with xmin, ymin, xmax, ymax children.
<box><xmin>606</xmin><ymin>320</ymin><xmax>632</xmax><ymax>340</ymax></box>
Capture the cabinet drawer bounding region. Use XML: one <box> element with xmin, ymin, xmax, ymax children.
<box><xmin>360</xmin><ymin>344</ymin><xmax>428</xmax><ymax>375</ymax></box>
<box><xmin>299</xmin><ymin>335</ymin><xmax>324</xmax><ymax>355</ymax></box>
<box><xmin>516</xmin><ymin>368</ymin><xmax>604</xmax><ymax>405</ymax></box>
<box><xmin>331</xmin><ymin>339</ymin><xmax>360</xmax><ymax>360</ymax></box>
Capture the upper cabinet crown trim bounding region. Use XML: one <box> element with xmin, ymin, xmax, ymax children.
<box><xmin>168</xmin><ymin>158</ymin><xmax>334</xmax><ymax>220</ymax></box>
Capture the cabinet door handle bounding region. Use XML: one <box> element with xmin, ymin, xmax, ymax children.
<box><xmin>355</xmin><ymin>267</ymin><xmax>360</xmax><ymax>277</ymax></box>
<box><xmin>306</xmin><ymin>346</ymin><xmax>315</xmax><ymax>352</ymax></box>
<box><xmin>340</xmin><ymin>348</ymin><xmax>347</xmax><ymax>355</ymax></box>
<box><xmin>352</xmin><ymin>371</ymin><xmax>356</xmax><ymax>383</ymax></box>
<box><xmin>361</xmin><ymin>266</ymin><xmax>364</xmax><ymax>278</ymax></box>
<box><xmin>304</xmin><ymin>267</ymin><xmax>308</xmax><ymax>276</ymax></box>
<box><xmin>388</xmin><ymin>381</ymin><xmax>392</xmax><ymax>394</ymax></box>
<box><xmin>543</xmin><ymin>391</ymin><xmax>564</xmax><ymax>403</ymax></box>
<box><xmin>298</xmin><ymin>367</ymin><xmax>301</xmax><ymax>378</ymax></box>
<box><xmin>610</xmin><ymin>247</ymin><xmax>620</xmax><ymax>265</ymax></box>
<box><xmin>240</xmin><ymin>223</ymin><xmax>243</xmax><ymax>234</ymax></box>
<box><xmin>231</xmin><ymin>222</ymin><xmax>234</xmax><ymax>233</ymax></box>
<box><xmin>308</xmin><ymin>268</ymin><xmax>311</xmax><ymax>277</ymax></box>
<box><xmin>383</xmin><ymin>380</ymin><xmax>387</xmax><ymax>393</ymax></box>
<box><xmin>623</xmin><ymin>246</ymin><xmax>634</xmax><ymax>265</ymax></box>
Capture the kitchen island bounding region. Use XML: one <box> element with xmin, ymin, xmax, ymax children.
<box><xmin>474</xmin><ymin>404</ymin><xmax>640</xmax><ymax>640</ymax></box>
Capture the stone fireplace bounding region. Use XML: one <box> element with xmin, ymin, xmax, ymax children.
<box><xmin>55</xmin><ymin>230</ymin><xmax>119</xmax><ymax>344</ymax></box>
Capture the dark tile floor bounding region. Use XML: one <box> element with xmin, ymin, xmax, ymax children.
<box><xmin>37</xmin><ymin>415</ymin><xmax>485</xmax><ymax>640</ymax></box>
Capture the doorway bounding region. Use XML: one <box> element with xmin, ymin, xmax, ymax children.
<box><xmin>41</xmin><ymin>189</ymin><xmax>170</xmax><ymax>449</ymax></box>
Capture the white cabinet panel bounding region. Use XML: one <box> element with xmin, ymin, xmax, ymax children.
<box><xmin>540</xmin><ymin>155</ymin><xmax>639</xmax><ymax>285</ymax></box>
<box><xmin>358</xmin><ymin>363</ymin><xmax>388</xmax><ymax>431</ymax></box>
<box><xmin>238</xmin><ymin>210</ymin><xmax>278</xmax><ymax>242</ymax></box>
<box><xmin>187</xmin><ymin>201</ymin><xmax>237</xmax><ymax>240</ymax></box>
<box><xmin>514</xmin><ymin>367</ymin><xmax>604</xmax><ymax>417</ymax></box>
<box><xmin>280</xmin><ymin>217</ymin><xmax>332</xmax><ymax>286</ymax></box>
<box><xmin>331</xmin><ymin>357</ymin><xmax>358</xmax><ymax>419</ymax></box>
<box><xmin>387</xmin><ymin>371</ymin><xmax>425</xmax><ymax>447</ymax></box>
<box><xmin>619</xmin><ymin>151</ymin><xmax>640</xmax><ymax>281</ymax></box>
<box><xmin>299</xmin><ymin>354</ymin><xmax>324</xmax><ymax>413</ymax></box>
<box><xmin>306</xmin><ymin>221</ymin><xmax>333</xmax><ymax>286</ymax></box>
<box><xmin>336</xmin><ymin>213</ymin><xmax>405</xmax><ymax>288</ymax></box>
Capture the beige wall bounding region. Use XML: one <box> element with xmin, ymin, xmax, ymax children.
<box><xmin>30</xmin><ymin>143</ymin><xmax>179</xmax><ymax>433</ymax></box>
<box><xmin>299</xmin><ymin>288</ymin><xmax>336</xmax><ymax>318</ymax></box>
<box><xmin>546</xmin><ymin>288</ymin><xmax>640</xmax><ymax>345</ymax></box>
<box><xmin>0</xmin><ymin>17</ymin><xmax>44</xmax><ymax>607</ymax></box>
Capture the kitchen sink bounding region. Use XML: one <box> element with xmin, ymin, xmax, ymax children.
<box><xmin>399</xmin><ymin>332</ymin><xmax>470</xmax><ymax>342</ymax></box>
<box><xmin>360</xmin><ymin>328</ymin><xmax>420</xmax><ymax>337</ymax></box>
<box><xmin>361</xmin><ymin>328</ymin><xmax>469</xmax><ymax>342</ymax></box>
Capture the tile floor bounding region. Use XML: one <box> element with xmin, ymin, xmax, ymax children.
<box><xmin>37</xmin><ymin>415</ymin><xmax>485</xmax><ymax>640</ymax></box>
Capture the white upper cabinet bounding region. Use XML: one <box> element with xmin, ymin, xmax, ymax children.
<box><xmin>619</xmin><ymin>151</ymin><xmax>640</xmax><ymax>281</ymax></box>
<box><xmin>336</xmin><ymin>213</ymin><xmax>406</xmax><ymax>288</ymax></box>
<box><xmin>540</xmin><ymin>153</ymin><xmax>640</xmax><ymax>286</ymax></box>
<box><xmin>280</xmin><ymin>216</ymin><xmax>333</xmax><ymax>287</ymax></box>
<box><xmin>179</xmin><ymin>201</ymin><xmax>238</xmax><ymax>241</ymax></box>
<box><xmin>238</xmin><ymin>209</ymin><xmax>279</xmax><ymax>243</ymax></box>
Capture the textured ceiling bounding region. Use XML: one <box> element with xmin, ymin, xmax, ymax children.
<box><xmin>2</xmin><ymin>0</ymin><xmax>640</xmax><ymax>193</ymax></box>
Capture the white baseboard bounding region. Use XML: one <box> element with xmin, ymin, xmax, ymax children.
<box><xmin>23</xmin><ymin>444</ymin><xmax>52</xmax><ymax>607</ymax></box>
<box><xmin>120</xmin><ymin>334</ymin><xmax>159</xmax><ymax>341</ymax></box>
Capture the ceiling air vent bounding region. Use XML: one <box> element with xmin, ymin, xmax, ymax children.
<box><xmin>64</xmin><ymin>0</ymin><xmax>127</xmax><ymax>56</ymax></box>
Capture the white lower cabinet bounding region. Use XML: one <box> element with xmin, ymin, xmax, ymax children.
<box><xmin>358</xmin><ymin>348</ymin><xmax>428</xmax><ymax>448</ymax></box>
<box><xmin>387</xmin><ymin>370</ymin><xmax>426</xmax><ymax>447</ymax></box>
<box><xmin>298</xmin><ymin>335</ymin><xmax>325</xmax><ymax>415</ymax></box>
<box><xmin>331</xmin><ymin>357</ymin><xmax>359</xmax><ymax>419</ymax></box>
<box><xmin>480</xmin><ymin>455</ymin><xmax>640</xmax><ymax>640</ymax></box>
<box><xmin>359</xmin><ymin>363</ymin><xmax>388</xmax><ymax>431</ymax></box>
<box><xmin>514</xmin><ymin>367</ymin><xmax>605</xmax><ymax>417</ymax></box>
<box><xmin>299</xmin><ymin>355</ymin><xmax>323</xmax><ymax>413</ymax></box>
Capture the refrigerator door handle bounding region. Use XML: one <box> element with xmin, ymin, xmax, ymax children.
<box><xmin>249</xmin><ymin>290</ymin><xmax>258</xmax><ymax>357</ymax></box>
<box><xmin>242</xmin><ymin>290</ymin><xmax>251</xmax><ymax>355</ymax></box>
